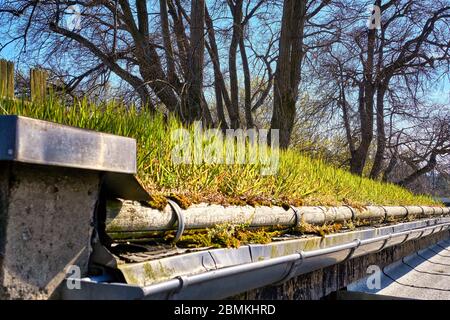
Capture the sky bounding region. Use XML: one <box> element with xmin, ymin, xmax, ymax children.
<box><xmin>1</xmin><ymin>44</ymin><xmax>14</xmax><ymax>60</ymax></box>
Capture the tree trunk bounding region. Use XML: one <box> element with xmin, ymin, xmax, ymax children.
<box><xmin>136</xmin><ymin>85</ymin><xmax>155</xmax><ymax>111</ymax></box>
<box><xmin>239</xmin><ymin>34</ymin><xmax>253</xmax><ymax>128</ymax></box>
<box><xmin>119</xmin><ymin>0</ymin><xmax>180</xmax><ymax>115</ymax></box>
<box><xmin>369</xmin><ymin>83</ymin><xmax>387</xmax><ymax>179</ymax></box>
<box><xmin>349</xmin><ymin>24</ymin><xmax>376</xmax><ymax>175</ymax></box>
<box><xmin>159</xmin><ymin>0</ymin><xmax>178</xmax><ymax>87</ymax></box>
<box><xmin>205</xmin><ymin>6</ymin><xmax>229</xmax><ymax>129</ymax></box>
<box><xmin>340</xmin><ymin>81</ymin><xmax>355</xmax><ymax>158</ymax></box>
<box><xmin>398</xmin><ymin>153</ymin><xmax>437</xmax><ymax>186</ymax></box>
<box><xmin>270</xmin><ymin>0</ymin><xmax>306</xmax><ymax>148</ymax></box>
<box><xmin>382</xmin><ymin>155</ymin><xmax>397</xmax><ymax>182</ymax></box>
<box><xmin>167</xmin><ymin>0</ymin><xmax>190</xmax><ymax>77</ymax></box>
<box><xmin>185</xmin><ymin>0</ymin><xmax>205</xmax><ymax>123</ymax></box>
<box><xmin>228</xmin><ymin>0</ymin><xmax>243</xmax><ymax>129</ymax></box>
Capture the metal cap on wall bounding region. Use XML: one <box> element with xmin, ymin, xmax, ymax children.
<box><xmin>0</xmin><ymin>115</ymin><xmax>150</xmax><ymax>200</ymax></box>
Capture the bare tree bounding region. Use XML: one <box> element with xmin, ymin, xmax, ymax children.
<box><xmin>311</xmin><ymin>0</ymin><xmax>450</xmax><ymax>176</ymax></box>
<box><xmin>394</xmin><ymin>113</ymin><xmax>450</xmax><ymax>186</ymax></box>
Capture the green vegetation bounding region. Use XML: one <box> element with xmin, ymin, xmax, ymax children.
<box><xmin>0</xmin><ymin>97</ymin><xmax>439</xmax><ymax>208</ymax></box>
<box><xmin>170</xmin><ymin>224</ymin><xmax>284</xmax><ymax>248</ymax></box>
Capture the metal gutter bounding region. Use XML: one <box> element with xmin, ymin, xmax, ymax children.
<box><xmin>139</xmin><ymin>222</ymin><xmax>450</xmax><ymax>300</ymax></box>
<box><xmin>62</xmin><ymin>217</ymin><xmax>450</xmax><ymax>300</ymax></box>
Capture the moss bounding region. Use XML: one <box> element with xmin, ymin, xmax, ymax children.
<box><xmin>107</xmin><ymin>230</ymin><xmax>161</xmax><ymax>240</ymax></box>
<box><xmin>302</xmin><ymin>237</ymin><xmax>323</xmax><ymax>251</ymax></box>
<box><xmin>121</xmin><ymin>269</ymin><xmax>139</xmax><ymax>285</ymax></box>
<box><xmin>208</xmin><ymin>223</ymin><xmax>242</xmax><ymax>248</ymax></box>
<box><xmin>228</xmin><ymin>198</ymin><xmax>248</xmax><ymax>207</ymax></box>
<box><xmin>175</xmin><ymin>230</ymin><xmax>213</xmax><ymax>248</ymax></box>
<box><xmin>384</xmin><ymin>215</ymin><xmax>416</xmax><ymax>224</ymax></box>
<box><xmin>138</xmin><ymin>193</ymin><xmax>192</xmax><ymax>211</ymax></box>
<box><xmin>142</xmin><ymin>194</ymin><xmax>168</xmax><ymax>211</ymax></box>
<box><xmin>157</xmin><ymin>262</ymin><xmax>173</xmax><ymax>278</ymax></box>
<box><xmin>142</xmin><ymin>262</ymin><xmax>173</xmax><ymax>282</ymax></box>
<box><xmin>342</xmin><ymin>198</ymin><xmax>365</xmax><ymax>211</ymax></box>
<box><xmin>245</xmin><ymin>228</ymin><xmax>281</xmax><ymax>244</ymax></box>
<box><xmin>245</xmin><ymin>196</ymin><xmax>273</xmax><ymax>207</ymax></box>
<box><xmin>272</xmin><ymin>196</ymin><xmax>303</xmax><ymax>209</ymax></box>
<box><xmin>105</xmin><ymin>223</ymin><xmax>124</xmax><ymax>233</ymax></box>
<box><xmin>167</xmin><ymin>224</ymin><xmax>284</xmax><ymax>249</ymax></box>
<box><xmin>290</xmin><ymin>199</ymin><xmax>304</xmax><ymax>207</ymax></box>
<box><xmin>295</xmin><ymin>221</ymin><xmax>343</xmax><ymax>237</ymax></box>
<box><xmin>167</xmin><ymin>193</ymin><xmax>192</xmax><ymax>209</ymax></box>
<box><xmin>143</xmin><ymin>263</ymin><xmax>157</xmax><ymax>281</ymax></box>
<box><xmin>343</xmin><ymin>220</ymin><xmax>356</xmax><ymax>231</ymax></box>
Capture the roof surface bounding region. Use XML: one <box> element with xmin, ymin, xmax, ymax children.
<box><xmin>348</xmin><ymin>238</ymin><xmax>450</xmax><ymax>299</ymax></box>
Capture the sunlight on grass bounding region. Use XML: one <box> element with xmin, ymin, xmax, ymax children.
<box><xmin>0</xmin><ymin>97</ymin><xmax>438</xmax><ymax>207</ymax></box>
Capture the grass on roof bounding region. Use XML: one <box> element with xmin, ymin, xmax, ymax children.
<box><xmin>0</xmin><ymin>96</ymin><xmax>439</xmax><ymax>208</ymax></box>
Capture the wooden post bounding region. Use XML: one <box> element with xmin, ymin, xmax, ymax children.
<box><xmin>30</xmin><ymin>68</ymin><xmax>48</xmax><ymax>102</ymax></box>
<box><xmin>7</xmin><ymin>61</ymin><xmax>14</xmax><ymax>98</ymax></box>
<box><xmin>0</xmin><ymin>59</ymin><xmax>5</xmax><ymax>97</ymax></box>
<box><xmin>0</xmin><ymin>59</ymin><xmax>14</xmax><ymax>98</ymax></box>
<box><xmin>0</xmin><ymin>59</ymin><xmax>14</xmax><ymax>99</ymax></box>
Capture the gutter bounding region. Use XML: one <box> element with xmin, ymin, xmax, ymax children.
<box><xmin>62</xmin><ymin>217</ymin><xmax>450</xmax><ymax>300</ymax></box>
<box><xmin>141</xmin><ymin>239</ymin><xmax>362</xmax><ymax>300</ymax></box>
<box><xmin>142</xmin><ymin>221</ymin><xmax>450</xmax><ymax>300</ymax></box>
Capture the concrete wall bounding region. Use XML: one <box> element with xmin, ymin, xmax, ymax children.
<box><xmin>235</xmin><ymin>231</ymin><xmax>450</xmax><ymax>300</ymax></box>
<box><xmin>0</xmin><ymin>163</ymin><xmax>100</xmax><ymax>299</ymax></box>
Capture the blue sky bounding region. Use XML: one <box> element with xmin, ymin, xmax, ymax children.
<box><xmin>1</xmin><ymin>45</ymin><xmax>14</xmax><ymax>60</ymax></box>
